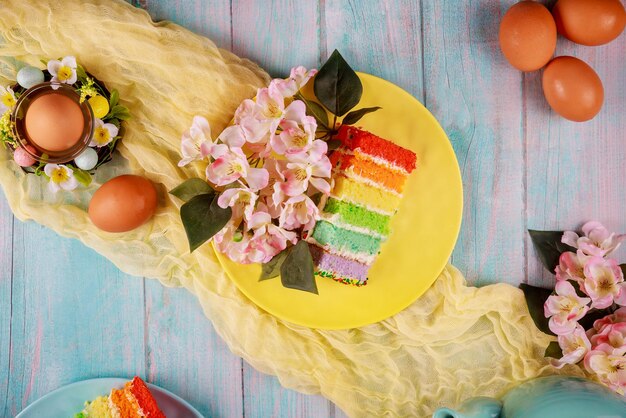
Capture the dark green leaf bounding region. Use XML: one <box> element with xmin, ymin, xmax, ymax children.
<box><xmin>73</xmin><ymin>168</ymin><xmax>92</xmax><ymax>187</ymax></box>
<box><xmin>259</xmin><ymin>248</ymin><xmax>290</xmax><ymax>281</ymax></box>
<box><xmin>326</xmin><ymin>139</ymin><xmax>342</xmax><ymax>151</ymax></box>
<box><xmin>342</xmin><ymin>106</ymin><xmax>382</xmax><ymax>125</ymax></box>
<box><xmin>310</xmin><ymin>192</ymin><xmax>323</xmax><ymax>206</ymax></box>
<box><xmin>303</xmin><ymin>99</ymin><xmax>329</xmax><ymax>128</ymax></box>
<box><xmin>579</xmin><ymin>307</ymin><xmax>615</xmax><ymax>330</ymax></box>
<box><xmin>180</xmin><ymin>193</ymin><xmax>232</xmax><ymax>253</ymax></box>
<box><xmin>528</xmin><ymin>230</ymin><xmax>577</xmax><ymax>274</ymax></box>
<box><xmin>519</xmin><ymin>283</ymin><xmax>553</xmax><ymax>335</ymax></box>
<box><xmin>620</xmin><ymin>264</ymin><xmax>626</xmax><ymax>278</ymax></box>
<box><xmin>544</xmin><ymin>341</ymin><xmax>563</xmax><ymax>359</ymax></box>
<box><xmin>280</xmin><ymin>241</ymin><xmax>318</xmax><ymax>294</ymax></box>
<box><xmin>170</xmin><ymin>178</ymin><xmax>214</xmax><ymax>202</ymax></box>
<box><xmin>314</xmin><ymin>50</ymin><xmax>362</xmax><ymax>117</ymax></box>
<box><xmin>109</xmin><ymin>89</ymin><xmax>119</xmax><ymax>108</ymax></box>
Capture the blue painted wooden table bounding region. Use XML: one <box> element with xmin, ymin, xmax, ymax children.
<box><xmin>1</xmin><ymin>1</ymin><xmax>625</xmax><ymax>417</ymax></box>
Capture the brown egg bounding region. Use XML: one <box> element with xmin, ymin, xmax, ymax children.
<box><xmin>552</xmin><ymin>0</ymin><xmax>626</xmax><ymax>46</ymax></box>
<box><xmin>89</xmin><ymin>175</ymin><xmax>158</xmax><ymax>233</ymax></box>
<box><xmin>499</xmin><ymin>1</ymin><xmax>557</xmax><ymax>71</ymax></box>
<box><xmin>25</xmin><ymin>92</ymin><xmax>84</xmax><ymax>152</ymax></box>
<box><xmin>542</xmin><ymin>56</ymin><xmax>604</xmax><ymax>122</ymax></box>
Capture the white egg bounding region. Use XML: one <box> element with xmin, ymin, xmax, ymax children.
<box><xmin>16</xmin><ymin>66</ymin><xmax>45</xmax><ymax>89</ymax></box>
<box><xmin>74</xmin><ymin>147</ymin><xmax>99</xmax><ymax>170</ymax></box>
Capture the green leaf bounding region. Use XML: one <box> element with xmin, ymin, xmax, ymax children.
<box><xmin>310</xmin><ymin>192</ymin><xmax>323</xmax><ymax>206</ymax></box>
<box><xmin>579</xmin><ymin>307</ymin><xmax>615</xmax><ymax>330</ymax></box>
<box><xmin>76</xmin><ymin>64</ymin><xmax>88</xmax><ymax>80</ymax></box>
<box><xmin>326</xmin><ymin>139</ymin><xmax>342</xmax><ymax>151</ymax></box>
<box><xmin>519</xmin><ymin>283</ymin><xmax>553</xmax><ymax>335</ymax></box>
<box><xmin>170</xmin><ymin>178</ymin><xmax>214</xmax><ymax>202</ymax></box>
<box><xmin>621</xmin><ymin>264</ymin><xmax>626</xmax><ymax>277</ymax></box>
<box><xmin>528</xmin><ymin>230</ymin><xmax>577</xmax><ymax>274</ymax></box>
<box><xmin>109</xmin><ymin>89</ymin><xmax>119</xmax><ymax>108</ymax></box>
<box><xmin>280</xmin><ymin>240</ymin><xmax>318</xmax><ymax>294</ymax></box>
<box><xmin>314</xmin><ymin>50</ymin><xmax>362</xmax><ymax>117</ymax></box>
<box><xmin>180</xmin><ymin>193</ymin><xmax>232</xmax><ymax>253</ymax></box>
<box><xmin>259</xmin><ymin>248</ymin><xmax>290</xmax><ymax>281</ymax></box>
<box><xmin>544</xmin><ymin>341</ymin><xmax>563</xmax><ymax>359</ymax></box>
<box><xmin>341</xmin><ymin>106</ymin><xmax>382</xmax><ymax>125</ymax></box>
<box><xmin>73</xmin><ymin>168</ymin><xmax>92</xmax><ymax>187</ymax></box>
<box><xmin>303</xmin><ymin>99</ymin><xmax>329</xmax><ymax>128</ymax></box>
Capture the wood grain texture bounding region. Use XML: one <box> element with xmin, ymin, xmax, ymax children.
<box><xmin>525</xmin><ymin>36</ymin><xmax>626</xmax><ymax>287</ymax></box>
<box><xmin>144</xmin><ymin>282</ymin><xmax>244</xmax><ymax>417</ymax></box>
<box><xmin>422</xmin><ymin>0</ymin><xmax>526</xmax><ymax>286</ymax></box>
<box><xmin>4</xmin><ymin>224</ymin><xmax>145</xmax><ymax>417</ymax></box>
<box><xmin>0</xmin><ymin>194</ymin><xmax>12</xmax><ymax>415</ymax></box>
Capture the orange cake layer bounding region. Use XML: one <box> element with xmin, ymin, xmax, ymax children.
<box><xmin>110</xmin><ymin>387</ymin><xmax>141</xmax><ymax>418</ymax></box>
<box><xmin>330</xmin><ymin>150</ymin><xmax>408</xmax><ymax>193</ymax></box>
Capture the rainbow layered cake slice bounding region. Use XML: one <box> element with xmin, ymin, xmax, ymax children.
<box><xmin>75</xmin><ymin>376</ymin><xmax>166</xmax><ymax>418</ymax></box>
<box><xmin>307</xmin><ymin>125</ymin><xmax>417</xmax><ymax>286</ymax></box>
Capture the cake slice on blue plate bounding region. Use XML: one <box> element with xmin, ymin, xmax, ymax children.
<box><xmin>307</xmin><ymin>125</ymin><xmax>417</xmax><ymax>286</ymax></box>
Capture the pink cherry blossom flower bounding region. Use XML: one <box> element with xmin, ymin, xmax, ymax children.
<box><xmin>206</xmin><ymin>147</ymin><xmax>268</xmax><ymax>189</ymax></box>
<box><xmin>582</xmin><ymin>256</ymin><xmax>625</xmax><ymax>309</ymax></box>
<box><xmin>551</xmin><ymin>324</ymin><xmax>592</xmax><ymax>369</ymax></box>
<box><xmin>588</xmin><ymin>308</ymin><xmax>626</xmax><ymax>340</ymax></box>
<box><xmin>213</xmin><ymin>222</ymin><xmax>252</xmax><ymax>264</ymax></box>
<box><xmin>562</xmin><ymin>221</ymin><xmax>626</xmax><ymax>257</ymax></box>
<box><xmin>271</xmin><ymin>116</ymin><xmax>317</xmax><ymax>156</ymax></box>
<box><xmin>584</xmin><ymin>343</ymin><xmax>626</xmax><ymax>395</ymax></box>
<box><xmin>544</xmin><ymin>280</ymin><xmax>591</xmax><ymax>335</ymax></box>
<box><xmin>217</xmin><ymin>125</ymin><xmax>246</xmax><ymax>148</ymax></box>
<box><xmin>246</xmin><ymin>209</ymin><xmax>297</xmax><ymax>263</ymax></box>
<box><xmin>217</xmin><ymin>187</ymin><xmax>258</xmax><ymax>221</ymax></box>
<box><xmin>279</xmin><ymin>195</ymin><xmax>319</xmax><ymax>232</ymax></box>
<box><xmin>178</xmin><ymin>116</ymin><xmax>226</xmax><ymax>167</ymax></box>
<box><xmin>279</xmin><ymin>141</ymin><xmax>331</xmax><ymax>196</ymax></box>
<box><xmin>590</xmin><ymin>322</ymin><xmax>626</xmax><ymax>349</ymax></box>
<box><xmin>555</xmin><ymin>251</ymin><xmax>587</xmax><ymax>283</ymax></box>
<box><xmin>273</xmin><ymin>66</ymin><xmax>318</xmax><ymax>97</ymax></box>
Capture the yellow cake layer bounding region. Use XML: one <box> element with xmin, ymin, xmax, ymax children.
<box><xmin>331</xmin><ymin>175</ymin><xmax>401</xmax><ymax>214</ymax></box>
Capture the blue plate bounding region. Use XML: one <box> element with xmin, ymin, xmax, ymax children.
<box><xmin>16</xmin><ymin>377</ymin><xmax>204</xmax><ymax>418</ymax></box>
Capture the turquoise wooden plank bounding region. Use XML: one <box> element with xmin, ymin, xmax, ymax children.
<box><xmin>422</xmin><ymin>0</ymin><xmax>526</xmax><ymax>286</ymax></box>
<box><xmin>0</xmin><ymin>194</ymin><xmax>12</xmax><ymax>414</ymax></box>
<box><xmin>231</xmin><ymin>0</ymin><xmax>321</xmax><ymax>76</ymax></box>
<box><xmin>243</xmin><ymin>366</ymin><xmax>336</xmax><ymax>418</ymax></box>
<box><xmin>140</xmin><ymin>0</ymin><xmax>232</xmax><ymax>50</ymax></box>
<box><xmin>324</xmin><ymin>0</ymin><xmax>424</xmax><ymax>100</ymax></box>
<box><xmin>525</xmin><ymin>36</ymin><xmax>626</xmax><ymax>287</ymax></box>
<box><xmin>144</xmin><ymin>282</ymin><xmax>244</xmax><ymax>418</ymax></box>
<box><xmin>5</xmin><ymin>222</ymin><xmax>145</xmax><ymax>417</ymax></box>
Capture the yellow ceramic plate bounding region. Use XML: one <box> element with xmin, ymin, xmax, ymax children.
<box><xmin>215</xmin><ymin>72</ymin><xmax>463</xmax><ymax>329</ymax></box>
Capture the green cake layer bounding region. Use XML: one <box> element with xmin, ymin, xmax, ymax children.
<box><xmin>323</xmin><ymin>197</ymin><xmax>391</xmax><ymax>235</ymax></box>
<box><xmin>310</xmin><ymin>220</ymin><xmax>381</xmax><ymax>256</ymax></box>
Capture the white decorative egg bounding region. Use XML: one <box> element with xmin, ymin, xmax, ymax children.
<box><xmin>16</xmin><ymin>66</ymin><xmax>45</xmax><ymax>89</ymax></box>
<box><xmin>74</xmin><ymin>147</ymin><xmax>98</xmax><ymax>171</ymax></box>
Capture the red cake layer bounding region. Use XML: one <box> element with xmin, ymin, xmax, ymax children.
<box><xmin>128</xmin><ymin>377</ymin><xmax>166</xmax><ymax>418</ymax></box>
<box><xmin>335</xmin><ymin>125</ymin><xmax>417</xmax><ymax>172</ymax></box>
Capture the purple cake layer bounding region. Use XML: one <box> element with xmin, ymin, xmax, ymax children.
<box><xmin>309</xmin><ymin>244</ymin><xmax>369</xmax><ymax>283</ymax></box>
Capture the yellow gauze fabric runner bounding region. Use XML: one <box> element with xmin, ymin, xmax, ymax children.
<box><xmin>0</xmin><ymin>1</ymin><xmax>585</xmax><ymax>416</ymax></box>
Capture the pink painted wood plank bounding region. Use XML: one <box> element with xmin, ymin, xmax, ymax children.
<box><xmin>144</xmin><ymin>282</ymin><xmax>244</xmax><ymax>417</ymax></box>
<box><xmin>422</xmin><ymin>0</ymin><xmax>526</xmax><ymax>286</ymax></box>
<box><xmin>525</xmin><ymin>36</ymin><xmax>626</xmax><ymax>287</ymax></box>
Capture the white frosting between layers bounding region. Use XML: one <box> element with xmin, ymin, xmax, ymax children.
<box><xmin>332</xmin><ymin>168</ymin><xmax>403</xmax><ymax>198</ymax></box>
<box><xmin>334</xmin><ymin>148</ymin><xmax>412</xmax><ymax>175</ymax></box>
